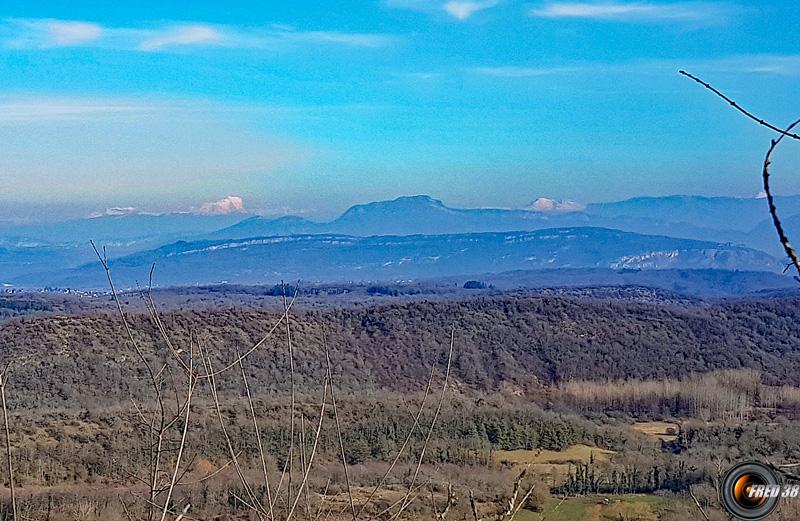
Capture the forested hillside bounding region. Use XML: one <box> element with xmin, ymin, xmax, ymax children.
<box><xmin>4</xmin><ymin>295</ymin><xmax>800</xmax><ymax>410</ymax></box>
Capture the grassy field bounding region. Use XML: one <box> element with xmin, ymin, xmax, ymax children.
<box><xmin>632</xmin><ymin>421</ymin><xmax>681</xmax><ymax>442</ymax></box>
<box><xmin>493</xmin><ymin>444</ymin><xmax>616</xmax><ymax>485</ymax></box>
<box><xmin>516</xmin><ymin>494</ymin><xmax>662</xmax><ymax>521</ymax></box>
<box><xmin>493</xmin><ymin>444</ymin><xmax>615</xmax><ymax>465</ymax></box>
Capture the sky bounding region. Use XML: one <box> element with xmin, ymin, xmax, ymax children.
<box><xmin>2</xmin><ymin>1</ymin><xmax>800</xmax><ymax>221</ymax></box>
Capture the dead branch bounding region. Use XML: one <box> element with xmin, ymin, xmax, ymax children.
<box><xmin>203</xmin><ymin>283</ymin><xmax>300</xmax><ymax>378</ymax></box>
<box><xmin>355</xmin><ymin>351</ymin><xmax>438</xmax><ymax>519</ymax></box>
<box><xmin>200</xmin><ymin>343</ymin><xmax>266</xmax><ymax>520</ymax></box>
<box><xmin>282</xmin><ymin>281</ymin><xmax>297</xmax><ymax>513</ymax></box>
<box><xmin>679</xmin><ymin>70</ymin><xmax>800</xmax><ymax>141</ymax></box>
<box><xmin>286</xmin><ymin>374</ymin><xmax>329</xmax><ymax>521</ymax></box>
<box><xmin>159</xmin><ymin>343</ymin><xmax>196</xmax><ymax>521</ymax></box>
<box><xmin>762</xmin><ymin>119</ymin><xmax>800</xmax><ymax>277</ymax></box>
<box><xmin>538</xmin><ymin>496</ymin><xmax>566</xmax><ymax>521</ymax></box>
<box><xmin>688</xmin><ymin>486</ymin><xmax>712</xmax><ymax>521</ymax></box>
<box><xmin>176</xmin><ymin>453</ymin><xmax>240</xmax><ymax>486</ymax></box>
<box><xmin>437</xmin><ymin>484</ymin><xmax>456</xmax><ymax>521</ymax></box>
<box><xmin>237</xmin><ymin>349</ymin><xmax>275</xmax><ymax>521</ymax></box>
<box><xmin>391</xmin><ymin>325</ymin><xmax>456</xmax><ymax>520</ymax></box>
<box><xmin>92</xmin><ymin>242</ymin><xmax>171</xmax><ymax>520</ymax></box>
<box><xmin>314</xmin><ymin>479</ymin><xmax>332</xmax><ymax>520</ymax></box>
<box><xmin>370</xmin><ymin>481</ymin><xmax>430</xmax><ymax>520</ymax></box>
<box><xmin>0</xmin><ymin>364</ymin><xmax>16</xmax><ymax>521</ymax></box>
<box><xmin>323</xmin><ymin>326</ymin><xmax>357</xmax><ymax>521</ymax></box>
<box><xmin>469</xmin><ymin>469</ymin><xmax>536</xmax><ymax>521</ymax></box>
<box><xmin>679</xmin><ymin>72</ymin><xmax>800</xmax><ymax>277</ymax></box>
<box><xmin>268</xmin><ymin>282</ymin><xmax>300</xmax><ymax>516</ymax></box>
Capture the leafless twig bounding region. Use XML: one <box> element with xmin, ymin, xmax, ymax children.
<box><xmin>286</xmin><ymin>374</ymin><xmax>329</xmax><ymax>521</ymax></box>
<box><xmin>355</xmin><ymin>353</ymin><xmax>438</xmax><ymax>519</ymax></box>
<box><xmin>688</xmin><ymin>486</ymin><xmax>712</xmax><ymax>521</ymax></box>
<box><xmin>200</xmin><ymin>342</ymin><xmax>266</xmax><ymax>520</ymax></box>
<box><xmin>680</xmin><ymin>72</ymin><xmax>800</xmax><ymax>278</ymax></box>
<box><xmin>437</xmin><ymin>483</ymin><xmax>456</xmax><ymax>520</ymax></box>
<box><xmin>237</xmin><ymin>349</ymin><xmax>275</xmax><ymax>521</ymax></box>
<box><xmin>762</xmin><ymin>120</ymin><xmax>800</xmax><ymax>277</ymax></box>
<box><xmin>470</xmin><ymin>468</ymin><xmax>536</xmax><ymax>521</ymax></box>
<box><xmin>323</xmin><ymin>326</ymin><xmax>357</xmax><ymax>521</ymax></box>
<box><xmin>159</xmin><ymin>343</ymin><xmax>196</xmax><ymax>521</ymax></box>
<box><xmin>0</xmin><ymin>364</ymin><xmax>16</xmax><ymax>521</ymax></box>
<box><xmin>680</xmin><ymin>70</ymin><xmax>800</xmax><ymax>141</ymax></box>
<box><xmin>391</xmin><ymin>325</ymin><xmax>456</xmax><ymax>520</ymax></box>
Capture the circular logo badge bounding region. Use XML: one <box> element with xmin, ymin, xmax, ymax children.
<box><xmin>720</xmin><ymin>462</ymin><xmax>782</xmax><ymax>520</ymax></box>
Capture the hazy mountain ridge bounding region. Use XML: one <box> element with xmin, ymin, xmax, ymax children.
<box><xmin>1</xmin><ymin>194</ymin><xmax>797</xmax><ymax>288</ymax></box>
<box><xmin>2</xmin><ymin>212</ymin><xmax>246</xmax><ymax>245</ymax></box>
<box><xmin>212</xmin><ymin>194</ymin><xmax>800</xmax><ymax>247</ymax></box>
<box><xmin>212</xmin><ymin>195</ymin><xmax>593</xmax><ymax>238</ymax></box>
<box><xmin>586</xmin><ymin>195</ymin><xmax>800</xmax><ymax>231</ymax></box>
<box><xmin>17</xmin><ymin>227</ymin><xmax>782</xmax><ymax>289</ymax></box>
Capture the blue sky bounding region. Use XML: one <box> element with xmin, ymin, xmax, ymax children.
<box><xmin>2</xmin><ymin>1</ymin><xmax>800</xmax><ymax>220</ymax></box>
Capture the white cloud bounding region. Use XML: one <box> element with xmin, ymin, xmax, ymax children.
<box><xmin>443</xmin><ymin>0</ymin><xmax>500</xmax><ymax>20</ymax></box>
<box><xmin>0</xmin><ymin>97</ymin><xmax>157</xmax><ymax>122</ymax></box>
<box><xmin>0</xmin><ymin>95</ymin><xmax>389</xmax><ymax>125</ymax></box>
<box><xmin>196</xmin><ymin>196</ymin><xmax>246</xmax><ymax>215</ymax></box>
<box><xmin>3</xmin><ymin>18</ymin><xmax>103</xmax><ymax>48</ymax></box>
<box><xmin>392</xmin><ymin>71</ymin><xmax>445</xmax><ymax>81</ymax></box>
<box><xmin>471</xmin><ymin>65</ymin><xmax>580</xmax><ymax>77</ymax></box>
<box><xmin>46</xmin><ymin>20</ymin><xmax>103</xmax><ymax>45</ymax></box>
<box><xmin>388</xmin><ymin>0</ymin><xmax>500</xmax><ymax>20</ymax></box>
<box><xmin>529</xmin><ymin>197</ymin><xmax>585</xmax><ymax>212</ymax></box>
<box><xmin>290</xmin><ymin>30</ymin><xmax>395</xmax><ymax>48</ymax></box>
<box><xmin>2</xmin><ymin>18</ymin><xmax>396</xmax><ymax>52</ymax></box>
<box><xmin>89</xmin><ymin>207</ymin><xmax>138</xmax><ymax>218</ymax></box>
<box><xmin>468</xmin><ymin>54</ymin><xmax>800</xmax><ymax>82</ymax></box>
<box><xmin>529</xmin><ymin>2</ymin><xmax>735</xmax><ymax>23</ymax></box>
<box><xmin>139</xmin><ymin>24</ymin><xmax>222</xmax><ymax>51</ymax></box>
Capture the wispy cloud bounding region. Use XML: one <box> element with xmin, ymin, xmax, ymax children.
<box><xmin>388</xmin><ymin>0</ymin><xmax>500</xmax><ymax>20</ymax></box>
<box><xmin>139</xmin><ymin>24</ymin><xmax>223</xmax><ymax>51</ymax></box>
<box><xmin>529</xmin><ymin>2</ymin><xmax>736</xmax><ymax>23</ymax></box>
<box><xmin>444</xmin><ymin>1</ymin><xmax>501</xmax><ymax>20</ymax></box>
<box><xmin>471</xmin><ymin>65</ymin><xmax>581</xmax><ymax>77</ymax></box>
<box><xmin>469</xmin><ymin>55</ymin><xmax>800</xmax><ymax>82</ymax></box>
<box><xmin>392</xmin><ymin>71</ymin><xmax>446</xmax><ymax>80</ymax></box>
<box><xmin>0</xmin><ymin>96</ymin><xmax>159</xmax><ymax>122</ymax></box>
<box><xmin>2</xmin><ymin>18</ymin><xmax>396</xmax><ymax>52</ymax></box>
<box><xmin>287</xmin><ymin>29</ymin><xmax>394</xmax><ymax>48</ymax></box>
<box><xmin>696</xmin><ymin>55</ymin><xmax>800</xmax><ymax>76</ymax></box>
<box><xmin>0</xmin><ymin>95</ymin><xmax>392</xmax><ymax>125</ymax></box>
<box><xmin>3</xmin><ymin>18</ymin><xmax>103</xmax><ymax>48</ymax></box>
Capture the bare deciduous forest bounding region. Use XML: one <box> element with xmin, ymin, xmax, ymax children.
<box><xmin>4</xmin><ymin>267</ymin><xmax>800</xmax><ymax>520</ymax></box>
<box><xmin>4</xmin><ymin>69</ymin><xmax>800</xmax><ymax>521</ymax></box>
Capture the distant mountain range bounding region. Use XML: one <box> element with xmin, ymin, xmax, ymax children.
<box><xmin>19</xmin><ymin>227</ymin><xmax>782</xmax><ymax>289</ymax></box>
<box><xmin>209</xmin><ymin>195</ymin><xmax>586</xmax><ymax>238</ymax></box>
<box><xmin>209</xmin><ymin>194</ymin><xmax>800</xmax><ymax>244</ymax></box>
<box><xmin>2</xmin><ymin>194</ymin><xmax>799</xmax><ymax>289</ymax></box>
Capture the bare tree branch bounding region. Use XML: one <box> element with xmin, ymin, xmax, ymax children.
<box><xmin>679</xmin><ymin>72</ymin><xmax>800</xmax><ymax>278</ymax></box>
<box><xmin>323</xmin><ymin>326</ymin><xmax>357</xmax><ymax>521</ymax></box>
<box><xmin>355</xmin><ymin>354</ymin><xmax>439</xmax><ymax>519</ymax></box>
<box><xmin>680</xmin><ymin>70</ymin><xmax>800</xmax><ymax>141</ymax></box>
<box><xmin>200</xmin><ymin>343</ymin><xmax>266</xmax><ymax>520</ymax></box>
<box><xmin>286</xmin><ymin>374</ymin><xmax>329</xmax><ymax>521</ymax></box>
<box><xmin>391</xmin><ymin>325</ymin><xmax>456</xmax><ymax>520</ymax></box>
<box><xmin>237</xmin><ymin>349</ymin><xmax>275</xmax><ymax>521</ymax></box>
<box><xmin>688</xmin><ymin>486</ymin><xmax>712</xmax><ymax>521</ymax></box>
<box><xmin>159</xmin><ymin>343</ymin><xmax>196</xmax><ymax>521</ymax></box>
<box><xmin>762</xmin><ymin>119</ymin><xmax>800</xmax><ymax>277</ymax></box>
<box><xmin>0</xmin><ymin>365</ymin><xmax>16</xmax><ymax>521</ymax></box>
